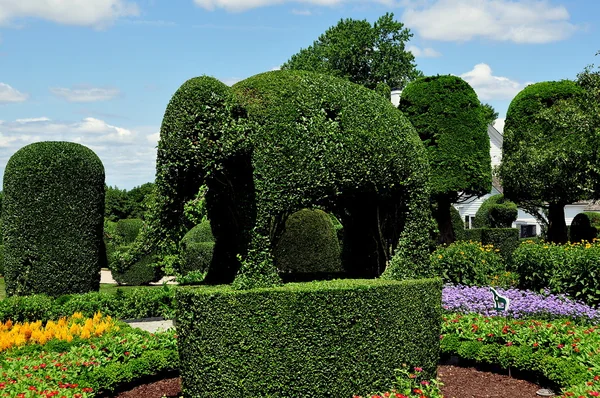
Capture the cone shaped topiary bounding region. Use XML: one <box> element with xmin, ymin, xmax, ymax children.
<box><xmin>2</xmin><ymin>141</ymin><xmax>105</xmax><ymax>296</ymax></box>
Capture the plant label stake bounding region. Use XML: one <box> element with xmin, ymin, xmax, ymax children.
<box><xmin>490</xmin><ymin>287</ymin><xmax>512</xmax><ymax>377</ymax></box>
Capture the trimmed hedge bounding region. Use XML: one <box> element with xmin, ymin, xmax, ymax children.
<box><xmin>463</xmin><ymin>228</ymin><xmax>482</xmax><ymax>242</ymax></box>
<box><xmin>111</xmin><ymin>250</ymin><xmax>162</xmax><ymax>286</ymax></box>
<box><xmin>274</xmin><ymin>208</ymin><xmax>342</xmax><ymax>274</ymax></box>
<box><xmin>2</xmin><ymin>141</ymin><xmax>105</xmax><ymax>297</ymax></box>
<box><xmin>0</xmin><ymin>285</ymin><xmax>176</xmax><ymax>323</ymax></box>
<box><xmin>176</xmin><ymin>278</ymin><xmax>442</xmax><ymax>397</ymax></box>
<box><xmin>179</xmin><ymin>219</ymin><xmax>214</xmax><ymax>276</ymax></box>
<box><xmin>0</xmin><ymin>245</ymin><xmax>4</xmax><ymax>277</ymax></box>
<box><xmin>150</xmin><ymin>70</ymin><xmax>432</xmax><ymax>288</ymax></box>
<box><xmin>480</xmin><ymin>228</ymin><xmax>520</xmax><ymax>264</ymax></box>
<box><xmin>569</xmin><ymin>213</ymin><xmax>597</xmax><ymax>243</ymax></box>
<box><xmin>473</xmin><ymin>194</ymin><xmax>517</xmax><ymax>229</ymax></box>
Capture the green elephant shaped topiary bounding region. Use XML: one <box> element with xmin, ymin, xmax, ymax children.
<box><xmin>147</xmin><ymin>70</ymin><xmax>433</xmax><ymax>288</ymax></box>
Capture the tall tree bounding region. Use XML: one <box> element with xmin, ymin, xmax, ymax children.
<box><xmin>499</xmin><ymin>80</ymin><xmax>590</xmax><ymax>244</ymax></box>
<box><xmin>282</xmin><ymin>13</ymin><xmax>421</xmax><ymax>90</ymax></box>
<box><xmin>481</xmin><ymin>103</ymin><xmax>498</xmax><ymax>126</ymax></box>
<box><xmin>398</xmin><ymin>75</ymin><xmax>491</xmax><ymax>244</ymax></box>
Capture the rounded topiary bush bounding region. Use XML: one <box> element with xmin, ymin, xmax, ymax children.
<box><xmin>473</xmin><ymin>194</ymin><xmax>518</xmax><ymax>228</ymax></box>
<box><xmin>115</xmin><ymin>218</ymin><xmax>143</xmax><ymax>244</ymax></box>
<box><xmin>2</xmin><ymin>141</ymin><xmax>105</xmax><ymax>296</ymax></box>
<box><xmin>274</xmin><ymin>208</ymin><xmax>342</xmax><ymax>275</ymax></box>
<box><xmin>179</xmin><ymin>218</ymin><xmax>215</xmax><ymax>276</ymax></box>
<box><xmin>570</xmin><ymin>213</ymin><xmax>597</xmax><ymax>243</ymax></box>
<box><xmin>450</xmin><ymin>206</ymin><xmax>465</xmax><ymax>241</ymax></box>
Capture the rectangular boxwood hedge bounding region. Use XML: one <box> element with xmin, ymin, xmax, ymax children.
<box><xmin>480</xmin><ymin>228</ymin><xmax>520</xmax><ymax>265</ymax></box>
<box><xmin>175</xmin><ymin>278</ymin><xmax>442</xmax><ymax>397</ymax></box>
<box><xmin>463</xmin><ymin>228</ymin><xmax>482</xmax><ymax>242</ymax></box>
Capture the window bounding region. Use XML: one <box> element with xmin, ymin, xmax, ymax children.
<box><xmin>520</xmin><ymin>225</ymin><xmax>537</xmax><ymax>238</ymax></box>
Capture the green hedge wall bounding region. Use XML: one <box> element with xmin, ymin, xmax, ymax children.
<box><xmin>481</xmin><ymin>228</ymin><xmax>520</xmax><ymax>265</ymax></box>
<box><xmin>176</xmin><ymin>278</ymin><xmax>442</xmax><ymax>397</ymax></box>
<box><xmin>274</xmin><ymin>208</ymin><xmax>342</xmax><ymax>274</ymax></box>
<box><xmin>2</xmin><ymin>141</ymin><xmax>105</xmax><ymax>297</ymax></box>
<box><xmin>463</xmin><ymin>228</ymin><xmax>482</xmax><ymax>242</ymax></box>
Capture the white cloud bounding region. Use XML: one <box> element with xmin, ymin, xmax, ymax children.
<box><xmin>0</xmin><ymin>117</ymin><xmax>158</xmax><ymax>188</ymax></box>
<box><xmin>0</xmin><ymin>0</ymin><xmax>139</xmax><ymax>28</ymax></box>
<box><xmin>460</xmin><ymin>63</ymin><xmax>530</xmax><ymax>101</ymax></box>
<box><xmin>50</xmin><ymin>86</ymin><xmax>120</xmax><ymax>102</ymax></box>
<box><xmin>194</xmin><ymin>0</ymin><xmax>350</xmax><ymax>12</ymax></box>
<box><xmin>15</xmin><ymin>117</ymin><xmax>50</xmax><ymax>123</ymax></box>
<box><xmin>493</xmin><ymin>118</ymin><xmax>505</xmax><ymax>134</ymax></box>
<box><xmin>291</xmin><ymin>9</ymin><xmax>312</xmax><ymax>15</ymax></box>
<box><xmin>221</xmin><ymin>77</ymin><xmax>243</xmax><ymax>86</ymax></box>
<box><xmin>403</xmin><ymin>0</ymin><xmax>577</xmax><ymax>43</ymax></box>
<box><xmin>407</xmin><ymin>45</ymin><xmax>441</xmax><ymax>58</ymax></box>
<box><xmin>146</xmin><ymin>132</ymin><xmax>160</xmax><ymax>143</ymax></box>
<box><xmin>0</xmin><ymin>82</ymin><xmax>28</xmax><ymax>103</ymax></box>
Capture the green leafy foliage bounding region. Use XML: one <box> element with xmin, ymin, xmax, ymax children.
<box><xmin>450</xmin><ymin>206</ymin><xmax>465</xmax><ymax>241</ymax></box>
<box><xmin>463</xmin><ymin>228</ymin><xmax>483</xmax><ymax>242</ymax></box>
<box><xmin>175</xmin><ymin>278</ymin><xmax>442</xmax><ymax>397</ymax></box>
<box><xmin>398</xmin><ymin>75</ymin><xmax>491</xmax><ymax>244</ymax></box>
<box><xmin>499</xmin><ymin>80</ymin><xmax>588</xmax><ymax>244</ymax></box>
<box><xmin>430</xmin><ymin>241</ymin><xmax>504</xmax><ymax>285</ymax></box>
<box><xmin>148</xmin><ymin>70</ymin><xmax>431</xmax><ymax>288</ymax></box>
<box><xmin>569</xmin><ymin>213</ymin><xmax>597</xmax><ymax>243</ymax></box>
<box><xmin>105</xmin><ymin>183</ymin><xmax>155</xmax><ymax>222</ymax></box>
<box><xmin>0</xmin><ymin>245</ymin><xmax>4</xmax><ymax>277</ymax></box>
<box><xmin>2</xmin><ymin>141</ymin><xmax>105</xmax><ymax>297</ymax></box>
<box><xmin>282</xmin><ymin>13</ymin><xmax>421</xmax><ymax>90</ymax></box>
<box><xmin>480</xmin><ymin>228</ymin><xmax>520</xmax><ymax>265</ymax></box>
<box><xmin>274</xmin><ymin>208</ymin><xmax>342</xmax><ymax>275</ymax></box>
<box><xmin>481</xmin><ymin>103</ymin><xmax>498</xmax><ymax>126</ymax></box>
<box><xmin>179</xmin><ymin>218</ymin><xmax>214</xmax><ymax>277</ymax></box>
<box><xmin>110</xmin><ymin>250</ymin><xmax>162</xmax><ymax>286</ymax></box>
<box><xmin>115</xmin><ymin>218</ymin><xmax>143</xmax><ymax>244</ymax></box>
<box><xmin>473</xmin><ymin>194</ymin><xmax>518</xmax><ymax>228</ymax></box>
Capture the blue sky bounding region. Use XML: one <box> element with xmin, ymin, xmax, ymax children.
<box><xmin>0</xmin><ymin>0</ymin><xmax>598</xmax><ymax>189</ymax></box>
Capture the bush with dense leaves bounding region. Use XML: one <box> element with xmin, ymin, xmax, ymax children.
<box><xmin>473</xmin><ymin>194</ymin><xmax>518</xmax><ymax>228</ymax></box>
<box><xmin>430</xmin><ymin>241</ymin><xmax>504</xmax><ymax>285</ymax></box>
<box><xmin>450</xmin><ymin>206</ymin><xmax>465</xmax><ymax>241</ymax></box>
<box><xmin>114</xmin><ymin>218</ymin><xmax>143</xmax><ymax>244</ymax></box>
<box><xmin>176</xmin><ymin>278</ymin><xmax>442</xmax><ymax>397</ymax></box>
<box><xmin>110</xmin><ymin>248</ymin><xmax>162</xmax><ymax>286</ymax></box>
<box><xmin>274</xmin><ymin>208</ymin><xmax>342</xmax><ymax>275</ymax></box>
<box><xmin>179</xmin><ymin>218</ymin><xmax>214</xmax><ymax>276</ymax></box>
<box><xmin>2</xmin><ymin>141</ymin><xmax>105</xmax><ymax>297</ymax></box>
<box><xmin>480</xmin><ymin>228</ymin><xmax>520</xmax><ymax>265</ymax></box>
<box><xmin>569</xmin><ymin>213</ymin><xmax>597</xmax><ymax>243</ymax></box>
<box><xmin>149</xmin><ymin>70</ymin><xmax>432</xmax><ymax>288</ymax></box>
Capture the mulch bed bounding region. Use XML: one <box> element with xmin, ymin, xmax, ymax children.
<box><xmin>102</xmin><ymin>365</ymin><xmax>551</xmax><ymax>398</ymax></box>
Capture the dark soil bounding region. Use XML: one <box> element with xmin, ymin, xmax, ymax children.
<box><xmin>102</xmin><ymin>365</ymin><xmax>550</xmax><ymax>398</ymax></box>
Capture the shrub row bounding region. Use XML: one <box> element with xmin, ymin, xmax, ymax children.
<box><xmin>460</xmin><ymin>228</ymin><xmax>519</xmax><ymax>264</ymax></box>
<box><xmin>0</xmin><ymin>286</ymin><xmax>176</xmax><ymax>323</ymax></box>
<box><xmin>176</xmin><ymin>278</ymin><xmax>442</xmax><ymax>397</ymax></box>
<box><xmin>513</xmin><ymin>240</ymin><xmax>600</xmax><ymax>306</ymax></box>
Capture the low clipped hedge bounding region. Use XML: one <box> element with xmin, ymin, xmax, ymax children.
<box><xmin>0</xmin><ymin>285</ymin><xmax>176</xmax><ymax>323</ymax></box>
<box><xmin>2</xmin><ymin>141</ymin><xmax>105</xmax><ymax>297</ymax></box>
<box><xmin>463</xmin><ymin>228</ymin><xmax>482</xmax><ymax>242</ymax></box>
<box><xmin>176</xmin><ymin>278</ymin><xmax>442</xmax><ymax>397</ymax></box>
<box><xmin>111</xmin><ymin>251</ymin><xmax>162</xmax><ymax>286</ymax></box>
<box><xmin>274</xmin><ymin>208</ymin><xmax>342</xmax><ymax>275</ymax></box>
<box><xmin>179</xmin><ymin>219</ymin><xmax>214</xmax><ymax>276</ymax></box>
<box><xmin>480</xmin><ymin>228</ymin><xmax>520</xmax><ymax>265</ymax></box>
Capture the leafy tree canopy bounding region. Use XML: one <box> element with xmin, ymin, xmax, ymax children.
<box><xmin>481</xmin><ymin>103</ymin><xmax>498</xmax><ymax>126</ymax></box>
<box><xmin>282</xmin><ymin>13</ymin><xmax>422</xmax><ymax>90</ymax></box>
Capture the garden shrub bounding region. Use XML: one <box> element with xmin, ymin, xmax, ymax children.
<box><xmin>512</xmin><ymin>241</ymin><xmax>565</xmax><ymax>292</ymax></box>
<box><xmin>480</xmin><ymin>228</ymin><xmax>520</xmax><ymax>265</ymax></box>
<box><xmin>398</xmin><ymin>75</ymin><xmax>491</xmax><ymax>244</ymax></box>
<box><xmin>583</xmin><ymin>212</ymin><xmax>600</xmax><ymax>234</ymax></box>
<box><xmin>569</xmin><ymin>213</ymin><xmax>597</xmax><ymax>243</ymax></box>
<box><xmin>176</xmin><ymin>278</ymin><xmax>442</xmax><ymax>397</ymax></box>
<box><xmin>0</xmin><ymin>245</ymin><xmax>4</xmax><ymax>277</ymax></box>
<box><xmin>111</xmin><ymin>249</ymin><xmax>162</xmax><ymax>286</ymax></box>
<box><xmin>273</xmin><ymin>208</ymin><xmax>342</xmax><ymax>275</ymax></box>
<box><xmin>179</xmin><ymin>218</ymin><xmax>214</xmax><ymax>276</ymax></box>
<box><xmin>115</xmin><ymin>218</ymin><xmax>143</xmax><ymax>244</ymax></box>
<box><xmin>473</xmin><ymin>194</ymin><xmax>517</xmax><ymax>228</ymax></box>
<box><xmin>463</xmin><ymin>228</ymin><xmax>482</xmax><ymax>242</ymax></box>
<box><xmin>2</xmin><ymin>141</ymin><xmax>105</xmax><ymax>297</ymax></box>
<box><xmin>450</xmin><ymin>206</ymin><xmax>465</xmax><ymax>241</ymax></box>
<box><xmin>0</xmin><ymin>285</ymin><xmax>177</xmax><ymax>323</ymax></box>
<box><xmin>149</xmin><ymin>70</ymin><xmax>432</xmax><ymax>288</ymax></box>
<box><xmin>430</xmin><ymin>241</ymin><xmax>504</xmax><ymax>285</ymax></box>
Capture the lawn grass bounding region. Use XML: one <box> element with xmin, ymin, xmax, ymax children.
<box><xmin>0</xmin><ymin>276</ymin><xmax>164</xmax><ymax>300</ymax></box>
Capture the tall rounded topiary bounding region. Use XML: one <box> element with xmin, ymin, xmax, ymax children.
<box><xmin>450</xmin><ymin>206</ymin><xmax>465</xmax><ymax>241</ymax></box>
<box><xmin>570</xmin><ymin>213</ymin><xmax>597</xmax><ymax>243</ymax></box>
<box><xmin>473</xmin><ymin>194</ymin><xmax>518</xmax><ymax>229</ymax></box>
<box><xmin>274</xmin><ymin>208</ymin><xmax>342</xmax><ymax>277</ymax></box>
<box><xmin>2</xmin><ymin>142</ymin><xmax>105</xmax><ymax>296</ymax></box>
<box><xmin>398</xmin><ymin>75</ymin><xmax>491</xmax><ymax>244</ymax></box>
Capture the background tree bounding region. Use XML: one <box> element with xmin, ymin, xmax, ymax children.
<box><xmin>282</xmin><ymin>13</ymin><xmax>421</xmax><ymax>90</ymax></box>
<box><xmin>481</xmin><ymin>103</ymin><xmax>498</xmax><ymax>126</ymax></box>
<box><xmin>499</xmin><ymin>80</ymin><xmax>589</xmax><ymax>244</ymax></box>
<box><xmin>398</xmin><ymin>75</ymin><xmax>491</xmax><ymax>244</ymax></box>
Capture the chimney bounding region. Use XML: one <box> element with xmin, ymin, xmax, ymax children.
<box><xmin>390</xmin><ymin>89</ymin><xmax>402</xmax><ymax>107</ymax></box>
